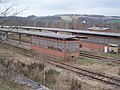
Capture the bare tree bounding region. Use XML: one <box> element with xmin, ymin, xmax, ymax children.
<box><xmin>0</xmin><ymin>0</ymin><xmax>25</xmax><ymax>26</ymax></box>
<box><xmin>0</xmin><ymin>0</ymin><xmax>7</xmax><ymax>3</ymax></box>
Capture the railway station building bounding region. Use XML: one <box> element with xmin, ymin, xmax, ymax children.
<box><xmin>0</xmin><ymin>28</ymin><xmax>87</xmax><ymax>60</ymax></box>
<box><xmin>3</xmin><ymin>26</ymin><xmax>120</xmax><ymax>53</ymax></box>
<box><xmin>73</xmin><ymin>32</ymin><xmax>120</xmax><ymax>53</ymax></box>
<box><xmin>31</xmin><ymin>34</ymin><xmax>85</xmax><ymax>60</ymax></box>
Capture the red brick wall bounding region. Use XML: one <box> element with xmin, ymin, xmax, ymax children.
<box><xmin>32</xmin><ymin>45</ymin><xmax>65</xmax><ymax>58</ymax></box>
<box><xmin>81</xmin><ymin>42</ymin><xmax>105</xmax><ymax>51</ymax></box>
<box><xmin>118</xmin><ymin>48</ymin><xmax>120</xmax><ymax>53</ymax></box>
<box><xmin>32</xmin><ymin>45</ymin><xmax>80</xmax><ymax>60</ymax></box>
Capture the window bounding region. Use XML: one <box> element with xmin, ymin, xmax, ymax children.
<box><xmin>57</xmin><ymin>42</ymin><xmax>64</xmax><ymax>52</ymax></box>
<box><xmin>47</xmin><ymin>40</ymin><xmax>57</xmax><ymax>50</ymax></box>
<box><xmin>32</xmin><ymin>37</ymin><xmax>38</xmax><ymax>45</ymax></box>
<box><xmin>67</xmin><ymin>42</ymin><xmax>79</xmax><ymax>53</ymax></box>
<box><xmin>38</xmin><ymin>38</ymin><xmax>47</xmax><ymax>48</ymax></box>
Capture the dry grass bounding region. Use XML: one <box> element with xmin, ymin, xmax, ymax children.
<box><xmin>0</xmin><ymin>44</ymin><xmax>118</xmax><ymax>90</ymax></box>
<box><xmin>69</xmin><ymin>56</ymin><xmax>120</xmax><ymax>77</ymax></box>
<box><xmin>0</xmin><ymin>80</ymin><xmax>31</xmax><ymax>90</ymax></box>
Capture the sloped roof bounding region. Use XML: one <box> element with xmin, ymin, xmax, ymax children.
<box><xmin>9</xmin><ymin>26</ymin><xmax>120</xmax><ymax>38</ymax></box>
<box><xmin>0</xmin><ymin>28</ymin><xmax>84</xmax><ymax>39</ymax></box>
<box><xmin>2</xmin><ymin>26</ymin><xmax>120</xmax><ymax>37</ymax></box>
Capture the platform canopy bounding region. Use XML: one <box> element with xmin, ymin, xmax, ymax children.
<box><xmin>8</xmin><ymin>26</ymin><xmax>120</xmax><ymax>38</ymax></box>
<box><xmin>0</xmin><ymin>28</ymin><xmax>86</xmax><ymax>40</ymax></box>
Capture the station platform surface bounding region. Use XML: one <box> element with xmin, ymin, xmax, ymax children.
<box><xmin>3</xmin><ymin>39</ymin><xmax>31</xmax><ymax>50</ymax></box>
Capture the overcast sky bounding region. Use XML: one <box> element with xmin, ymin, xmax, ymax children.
<box><xmin>15</xmin><ymin>0</ymin><xmax>120</xmax><ymax>16</ymax></box>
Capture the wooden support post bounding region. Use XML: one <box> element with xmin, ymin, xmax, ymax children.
<box><xmin>30</xmin><ymin>35</ymin><xmax>32</xmax><ymax>49</ymax></box>
<box><xmin>19</xmin><ymin>34</ymin><xmax>21</xmax><ymax>44</ymax></box>
<box><xmin>6</xmin><ymin>32</ymin><xmax>8</xmax><ymax>41</ymax></box>
<box><xmin>64</xmin><ymin>39</ymin><xmax>67</xmax><ymax>60</ymax></box>
<box><xmin>45</xmin><ymin>37</ymin><xmax>47</xmax><ymax>49</ymax></box>
<box><xmin>79</xmin><ymin>39</ymin><xmax>81</xmax><ymax>56</ymax></box>
<box><xmin>57</xmin><ymin>40</ymin><xmax>58</xmax><ymax>51</ymax></box>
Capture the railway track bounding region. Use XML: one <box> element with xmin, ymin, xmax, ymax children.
<box><xmin>80</xmin><ymin>51</ymin><xmax>120</xmax><ymax>64</ymax></box>
<box><xmin>43</xmin><ymin>56</ymin><xmax>120</xmax><ymax>87</ymax></box>
<box><xmin>0</xmin><ymin>42</ymin><xmax>120</xmax><ymax>87</ymax></box>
